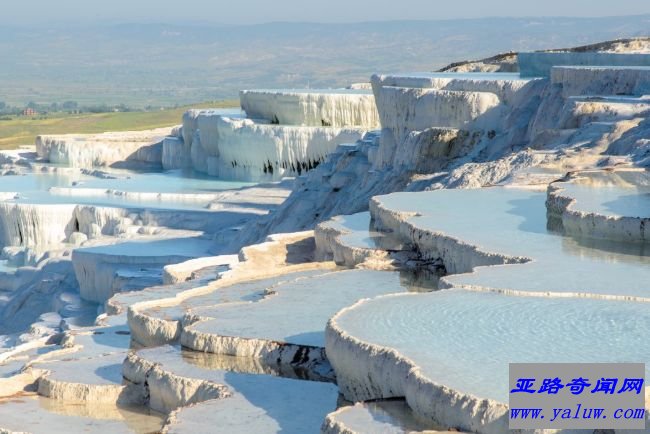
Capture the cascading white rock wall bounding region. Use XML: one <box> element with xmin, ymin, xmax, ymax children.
<box><xmin>0</xmin><ymin>203</ymin><xmax>78</xmax><ymax>247</ymax></box>
<box><xmin>185</xmin><ymin>115</ymin><xmax>368</xmax><ymax>181</ymax></box>
<box><xmin>551</xmin><ymin>66</ymin><xmax>650</xmax><ymax>97</ymax></box>
<box><xmin>162</xmin><ymin>136</ymin><xmax>186</xmax><ymax>170</ymax></box>
<box><xmin>72</xmin><ymin>248</ymin><xmax>198</xmax><ymax>303</ymax></box>
<box><xmin>370</xmin><ymin>85</ymin><xmax>502</xmax><ymax>169</ymax></box>
<box><xmin>371</xmin><ymin>73</ymin><xmax>539</xmax><ymax>105</ymax></box>
<box><xmin>36</xmin><ymin>129</ymin><xmax>168</xmax><ymax>168</ymax></box>
<box><xmin>239</xmin><ymin>90</ymin><xmax>380</xmax><ymax>128</ymax></box>
<box><xmin>518</xmin><ymin>52</ymin><xmax>650</xmax><ymax>77</ymax></box>
<box><xmin>557</xmin><ymin>97</ymin><xmax>650</xmax><ymax>129</ymax></box>
<box><xmin>0</xmin><ymin>201</ymin><xmax>233</xmax><ymax>249</ymax></box>
<box><xmin>373</xmin><ymin>86</ymin><xmax>501</xmax><ymax>144</ymax></box>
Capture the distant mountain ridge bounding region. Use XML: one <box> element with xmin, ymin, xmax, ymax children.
<box><xmin>1</xmin><ymin>15</ymin><xmax>648</xmax><ymax>107</ymax></box>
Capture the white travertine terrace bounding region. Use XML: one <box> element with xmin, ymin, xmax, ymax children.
<box><xmin>180</xmin><ymin>270</ymin><xmax>411</xmax><ymax>360</ymax></box>
<box><xmin>0</xmin><ymin>395</ymin><xmax>163</xmax><ymax>434</ymax></box>
<box><xmin>374</xmin><ymin>87</ymin><xmax>501</xmax><ymax>140</ymax></box>
<box><xmin>3</xmin><ymin>45</ymin><xmax>650</xmax><ymax>434</ymax></box>
<box><xmin>371</xmin><ymin>72</ymin><xmax>537</xmax><ymax>104</ymax></box>
<box><xmin>322</xmin><ymin>401</ymin><xmax>470</xmax><ymax>434</ymax></box>
<box><xmin>551</xmin><ymin>65</ymin><xmax>650</xmax><ymax>97</ymax></box>
<box><xmin>314</xmin><ymin>212</ymin><xmax>405</xmax><ymax>268</ymax></box>
<box><xmin>72</xmin><ymin>236</ymin><xmax>214</xmax><ymax>303</ymax></box>
<box><xmin>207</xmin><ymin>116</ymin><xmax>368</xmax><ymax>181</ymax></box>
<box><xmin>326</xmin><ymin>186</ymin><xmax>650</xmax><ymax>434</ymax></box>
<box><xmin>173</xmin><ymin>95</ymin><xmax>376</xmax><ymax>181</ymax></box>
<box><xmin>36</xmin><ymin>128</ymin><xmax>169</xmax><ymax>169</ymax></box>
<box><xmin>518</xmin><ymin>51</ymin><xmax>650</xmax><ymax>77</ymax></box>
<box><xmin>547</xmin><ymin>168</ymin><xmax>650</xmax><ymax>243</ymax></box>
<box><xmin>240</xmin><ymin>89</ymin><xmax>380</xmax><ymax>127</ymax></box>
<box><xmin>124</xmin><ymin>346</ymin><xmax>338</xmax><ymax>429</ymax></box>
<box><xmin>557</xmin><ymin>96</ymin><xmax>650</xmax><ymax>128</ymax></box>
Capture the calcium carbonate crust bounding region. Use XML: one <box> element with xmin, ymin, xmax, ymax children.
<box><xmin>325</xmin><ymin>295</ymin><xmax>510</xmax><ymax>434</ymax></box>
<box><xmin>314</xmin><ymin>218</ymin><xmax>393</xmax><ymax>268</ymax></box>
<box><xmin>547</xmin><ymin>170</ymin><xmax>650</xmax><ymax>243</ymax></box>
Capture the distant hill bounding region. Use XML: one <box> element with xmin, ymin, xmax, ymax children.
<box><xmin>1</xmin><ymin>15</ymin><xmax>649</xmax><ymax>107</ymax></box>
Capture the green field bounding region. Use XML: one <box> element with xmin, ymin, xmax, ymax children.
<box><xmin>0</xmin><ymin>101</ymin><xmax>238</xmax><ymax>150</ymax></box>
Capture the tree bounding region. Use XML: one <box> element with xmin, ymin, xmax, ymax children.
<box><xmin>62</xmin><ymin>101</ymin><xmax>78</xmax><ymax>110</ymax></box>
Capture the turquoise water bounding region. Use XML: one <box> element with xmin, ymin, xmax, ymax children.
<box><xmin>73</xmin><ymin>169</ymin><xmax>254</xmax><ymax>194</ymax></box>
<box><xmin>333</xmin><ymin>400</ymin><xmax>441</xmax><ymax>433</ymax></box>
<box><xmin>336</xmin><ymin>289</ymin><xmax>650</xmax><ymax>403</ymax></box>
<box><xmin>0</xmin><ymin>169</ymin><xmax>255</xmax><ymax>211</ymax></box>
<box><xmin>378</xmin><ymin>187</ymin><xmax>650</xmax><ymax>298</ymax></box>
<box><xmin>336</xmin><ymin>186</ymin><xmax>650</xmax><ymax>403</ymax></box>
<box><xmin>189</xmin><ymin>269</ymin><xmax>411</xmax><ymax>348</ymax></box>
<box><xmin>322</xmin><ymin>212</ymin><xmax>404</xmax><ymax>251</ymax></box>
<box><xmin>136</xmin><ymin>346</ymin><xmax>338</xmax><ymax>434</ymax></box>
<box><xmin>557</xmin><ymin>171</ymin><xmax>650</xmax><ymax>218</ymax></box>
<box><xmin>77</xmin><ymin>237</ymin><xmax>213</xmax><ymax>257</ymax></box>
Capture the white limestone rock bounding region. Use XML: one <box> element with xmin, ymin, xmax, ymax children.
<box><xmin>0</xmin><ymin>203</ymin><xmax>77</xmax><ymax>247</ymax></box>
<box><xmin>518</xmin><ymin>52</ymin><xmax>650</xmax><ymax>77</ymax></box>
<box><xmin>558</xmin><ymin>96</ymin><xmax>650</xmax><ymax>129</ymax></box>
<box><xmin>195</xmin><ymin>115</ymin><xmax>368</xmax><ymax>181</ymax></box>
<box><xmin>547</xmin><ymin>168</ymin><xmax>650</xmax><ymax>243</ymax></box>
<box><xmin>373</xmin><ymin>86</ymin><xmax>502</xmax><ymax>146</ymax></box>
<box><xmin>162</xmin><ymin>136</ymin><xmax>187</xmax><ymax>170</ymax></box>
<box><xmin>123</xmin><ymin>346</ymin><xmax>338</xmax><ymax>432</ymax></box>
<box><xmin>552</xmin><ymin>66</ymin><xmax>650</xmax><ymax>97</ymax></box>
<box><xmin>36</xmin><ymin>128</ymin><xmax>169</xmax><ymax>169</ymax></box>
<box><xmin>72</xmin><ymin>236</ymin><xmax>213</xmax><ymax>303</ymax></box>
<box><xmin>239</xmin><ymin>89</ymin><xmax>380</xmax><ymax>128</ymax></box>
<box><xmin>322</xmin><ymin>401</ymin><xmax>467</xmax><ymax>434</ymax></box>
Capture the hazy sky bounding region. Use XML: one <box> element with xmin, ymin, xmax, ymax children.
<box><xmin>8</xmin><ymin>0</ymin><xmax>650</xmax><ymax>24</ymax></box>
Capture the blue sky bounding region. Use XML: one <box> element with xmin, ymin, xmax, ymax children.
<box><xmin>7</xmin><ymin>0</ymin><xmax>650</xmax><ymax>23</ymax></box>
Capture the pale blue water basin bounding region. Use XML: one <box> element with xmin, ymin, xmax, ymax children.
<box><xmin>0</xmin><ymin>260</ymin><xmax>16</xmax><ymax>274</ymax></box>
<box><xmin>0</xmin><ymin>172</ymin><xmax>87</xmax><ymax>191</ymax></box>
<box><xmin>78</xmin><ymin>237</ymin><xmax>213</xmax><ymax>258</ymax></box>
<box><xmin>135</xmin><ymin>346</ymin><xmax>338</xmax><ymax>434</ymax></box>
<box><xmin>0</xmin><ymin>170</ymin><xmax>255</xmax><ymax>211</ymax></box>
<box><xmin>149</xmin><ymin>270</ymin><xmax>327</xmax><ymax>322</ymax></box>
<box><xmin>557</xmin><ymin>170</ymin><xmax>650</xmax><ymax>218</ymax></box>
<box><xmin>335</xmin><ymin>289</ymin><xmax>650</xmax><ymax>403</ymax></box>
<box><xmin>188</xmin><ymin>269</ymin><xmax>412</xmax><ymax>348</ymax></box>
<box><xmin>322</xmin><ymin>212</ymin><xmax>403</xmax><ymax>251</ymax></box>
<box><xmin>331</xmin><ymin>400</ymin><xmax>443</xmax><ymax>433</ymax></box>
<box><xmin>73</xmin><ymin>169</ymin><xmax>254</xmax><ymax>194</ymax></box>
<box><xmin>376</xmin><ymin>187</ymin><xmax>650</xmax><ymax>298</ymax></box>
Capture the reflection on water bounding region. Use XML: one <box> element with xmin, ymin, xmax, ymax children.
<box><xmin>335</xmin><ymin>399</ymin><xmax>450</xmax><ymax>433</ymax></box>
<box><xmin>0</xmin><ymin>394</ymin><xmax>164</xmax><ymax>434</ymax></box>
<box><xmin>399</xmin><ymin>268</ymin><xmax>442</xmax><ymax>292</ymax></box>
<box><xmin>0</xmin><ymin>168</ymin><xmax>256</xmax><ymax>211</ymax></box>
<box><xmin>181</xmin><ymin>348</ymin><xmax>335</xmax><ymax>383</ymax></box>
<box><xmin>559</xmin><ymin>169</ymin><xmax>650</xmax><ymax>217</ymax></box>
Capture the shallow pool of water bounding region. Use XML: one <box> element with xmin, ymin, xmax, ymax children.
<box><xmin>557</xmin><ymin>170</ymin><xmax>650</xmax><ymax>218</ymax></box>
<box><xmin>378</xmin><ymin>187</ymin><xmax>650</xmax><ymax>299</ymax></box>
<box><xmin>336</xmin><ymin>289</ymin><xmax>650</xmax><ymax>403</ymax></box>
<box><xmin>0</xmin><ymin>169</ymin><xmax>256</xmax><ymax>211</ymax></box>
